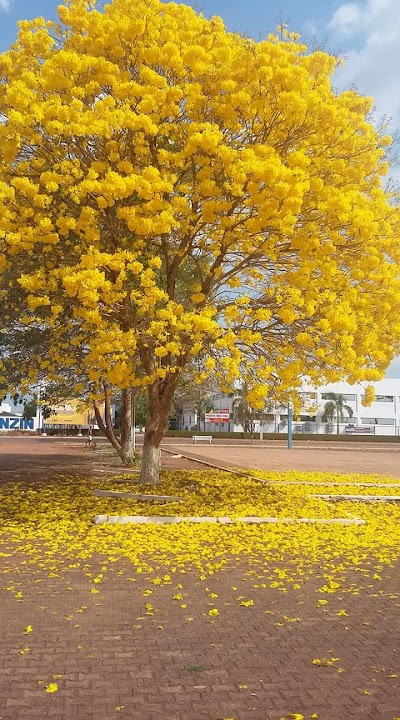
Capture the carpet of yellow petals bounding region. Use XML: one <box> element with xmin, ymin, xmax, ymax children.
<box><xmin>1</xmin><ymin>469</ymin><xmax>400</xmax><ymax>585</ymax></box>
<box><xmin>1</xmin><ymin>469</ymin><xmax>400</xmax><ymax>718</ymax></box>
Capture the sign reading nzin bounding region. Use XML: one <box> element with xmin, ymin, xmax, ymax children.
<box><xmin>0</xmin><ymin>417</ymin><xmax>35</xmax><ymax>430</ymax></box>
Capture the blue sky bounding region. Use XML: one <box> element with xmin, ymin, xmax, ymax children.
<box><xmin>0</xmin><ymin>1</ymin><xmax>338</xmax><ymax>51</ymax></box>
<box><xmin>1</xmin><ymin>0</ymin><xmax>400</xmax><ymax>375</ymax></box>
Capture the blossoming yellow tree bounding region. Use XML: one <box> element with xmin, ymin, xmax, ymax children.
<box><xmin>1</xmin><ymin>0</ymin><xmax>400</xmax><ymax>483</ymax></box>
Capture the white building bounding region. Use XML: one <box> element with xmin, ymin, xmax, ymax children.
<box><xmin>298</xmin><ymin>379</ymin><xmax>400</xmax><ymax>436</ymax></box>
<box><xmin>176</xmin><ymin>379</ymin><xmax>400</xmax><ymax>436</ymax></box>
<box><xmin>0</xmin><ymin>393</ymin><xmax>26</xmax><ymax>415</ymax></box>
<box><xmin>0</xmin><ymin>393</ymin><xmax>38</xmax><ymax>431</ymax></box>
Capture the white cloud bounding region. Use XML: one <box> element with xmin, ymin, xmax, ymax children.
<box><xmin>329</xmin><ymin>0</ymin><xmax>395</xmax><ymax>37</ymax></box>
<box><xmin>302</xmin><ymin>20</ymin><xmax>318</xmax><ymax>37</ymax></box>
<box><xmin>329</xmin><ymin>2</ymin><xmax>364</xmax><ymax>36</ymax></box>
<box><xmin>0</xmin><ymin>0</ymin><xmax>11</xmax><ymax>11</ymax></box>
<box><xmin>328</xmin><ymin>0</ymin><xmax>400</xmax><ymax>122</ymax></box>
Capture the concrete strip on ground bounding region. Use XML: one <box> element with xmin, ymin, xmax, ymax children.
<box><xmin>271</xmin><ymin>481</ymin><xmax>400</xmax><ymax>488</ymax></box>
<box><xmin>93</xmin><ymin>489</ymin><xmax>184</xmax><ymax>502</ymax></box>
<box><xmin>93</xmin><ymin>515</ymin><xmax>365</xmax><ymax>525</ymax></box>
<box><xmin>312</xmin><ymin>494</ymin><xmax>400</xmax><ymax>502</ymax></box>
<box><xmin>93</xmin><ymin>466</ymin><xmax>140</xmax><ymax>474</ymax></box>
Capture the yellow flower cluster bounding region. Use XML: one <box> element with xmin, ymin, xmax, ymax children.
<box><xmin>1</xmin><ymin>0</ymin><xmax>400</xmax><ymax>409</ymax></box>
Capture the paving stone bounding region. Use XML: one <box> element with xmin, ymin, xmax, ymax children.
<box><xmin>1</xmin><ymin>437</ymin><xmax>400</xmax><ymax>719</ymax></box>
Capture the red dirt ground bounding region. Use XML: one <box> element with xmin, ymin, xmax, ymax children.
<box><xmin>163</xmin><ymin>440</ymin><xmax>400</xmax><ymax>477</ymax></box>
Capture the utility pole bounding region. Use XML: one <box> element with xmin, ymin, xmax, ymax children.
<box><xmin>131</xmin><ymin>391</ymin><xmax>136</xmax><ymax>454</ymax></box>
<box><xmin>287</xmin><ymin>405</ymin><xmax>293</xmax><ymax>449</ymax></box>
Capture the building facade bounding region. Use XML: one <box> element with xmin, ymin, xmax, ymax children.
<box><xmin>3</xmin><ymin>380</ymin><xmax>400</xmax><ymax>435</ymax></box>
<box><xmin>176</xmin><ymin>379</ymin><xmax>400</xmax><ymax>436</ymax></box>
<box><xmin>0</xmin><ymin>393</ymin><xmax>38</xmax><ymax>431</ymax></box>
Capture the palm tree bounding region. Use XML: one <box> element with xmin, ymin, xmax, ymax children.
<box><xmin>321</xmin><ymin>392</ymin><xmax>354</xmax><ymax>434</ymax></box>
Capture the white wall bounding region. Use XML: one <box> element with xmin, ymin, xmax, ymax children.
<box><xmin>0</xmin><ymin>394</ymin><xmax>38</xmax><ymax>432</ymax></box>
<box><xmin>176</xmin><ymin>380</ymin><xmax>400</xmax><ymax>435</ymax></box>
<box><xmin>303</xmin><ymin>380</ymin><xmax>400</xmax><ymax>435</ymax></box>
<box><xmin>0</xmin><ymin>393</ymin><xmax>27</xmax><ymax>415</ymax></box>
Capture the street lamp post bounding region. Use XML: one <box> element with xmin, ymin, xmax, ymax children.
<box><xmin>287</xmin><ymin>405</ymin><xmax>293</xmax><ymax>450</ymax></box>
<box><xmin>36</xmin><ymin>385</ymin><xmax>47</xmax><ymax>436</ymax></box>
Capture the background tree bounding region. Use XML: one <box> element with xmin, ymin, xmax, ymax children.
<box><xmin>1</xmin><ymin>0</ymin><xmax>400</xmax><ymax>483</ymax></box>
<box><xmin>321</xmin><ymin>392</ymin><xmax>354</xmax><ymax>434</ymax></box>
<box><xmin>23</xmin><ymin>395</ymin><xmax>37</xmax><ymax>421</ymax></box>
<box><xmin>172</xmin><ymin>358</ymin><xmax>220</xmax><ymax>431</ymax></box>
<box><xmin>114</xmin><ymin>390</ymin><xmax>147</xmax><ymax>432</ymax></box>
<box><xmin>232</xmin><ymin>384</ymin><xmax>274</xmax><ymax>441</ymax></box>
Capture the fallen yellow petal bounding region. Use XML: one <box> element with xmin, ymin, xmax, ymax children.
<box><xmin>45</xmin><ymin>683</ymin><xmax>58</xmax><ymax>694</ymax></box>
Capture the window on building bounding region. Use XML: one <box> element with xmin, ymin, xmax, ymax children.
<box><xmin>331</xmin><ymin>417</ymin><xmax>356</xmax><ymax>424</ymax></box>
<box><xmin>360</xmin><ymin>417</ymin><xmax>395</xmax><ymax>425</ymax></box>
<box><xmin>361</xmin><ymin>395</ymin><xmax>394</xmax><ymax>403</ymax></box>
<box><xmin>321</xmin><ymin>393</ymin><xmax>356</xmax><ymax>401</ymax></box>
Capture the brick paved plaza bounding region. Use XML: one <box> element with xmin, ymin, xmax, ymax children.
<box><xmin>0</xmin><ymin>437</ymin><xmax>399</xmax><ymax>720</ymax></box>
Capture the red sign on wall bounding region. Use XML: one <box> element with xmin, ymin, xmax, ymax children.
<box><xmin>204</xmin><ymin>408</ymin><xmax>230</xmax><ymax>423</ymax></box>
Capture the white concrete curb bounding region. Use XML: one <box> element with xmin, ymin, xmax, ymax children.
<box><xmin>93</xmin><ymin>489</ymin><xmax>184</xmax><ymax>502</ymax></box>
<box><xmin>312</xmin><ymin>494</ymin><xmax>400</xmax><ymax>502</ymax></box>
<box><xmin>270</xmin><ymin>481</ymin><xmax>400</xmax><ymax>488</ymax></box>
<box><xmin>93</xmin><ymin>515</ymin><xmax>365</xmax><ymax>526</ymax></box>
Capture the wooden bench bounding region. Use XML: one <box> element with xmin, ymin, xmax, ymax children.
<box><xmin>192</xmin><ymin>435</ymin><xmax>213</xmax><ymax>444</ymax></box>
<box><xmin>344</xmin><ymin>426</ymin><xmax>375</xmax><ymax>435</ymax></box>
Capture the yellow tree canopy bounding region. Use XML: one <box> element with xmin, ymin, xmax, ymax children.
<box><xmin>1</xmin><ymin>0</ymin><xmax>400</xmax><ymax>415</ymax></box>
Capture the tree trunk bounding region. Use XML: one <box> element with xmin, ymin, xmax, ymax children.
<box><xmin>93</xmin><ymin>386</ymin><xmax>136</xmax><ymax>466</ymax></box>
<box><xmin>337</xmin><ymin>411</ymin><xmax>340</xmax><ymax>435</ymax></box>
<box><xmin>119</xmin><ymin>387</ymin><xmax>135</xmax><ymax>465</ymax></box>
<box><xmin>140</xmin><ymin>440</ymin><xmax>161</xmax><ymax>484</ymax></box>
<box><xmin>119</xmin><ymin>438</ymin><xmax>135</xmax><ymax>465</ymax></box>
<box><xmin>139</xmin><ymin>376</ymin><xmax>178</xmax><ymax>484</ymax></box>
<box><xmin>93</xmin><ymin>396</ymin><xmax>121</xmax><ymax>455</ymax></box>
